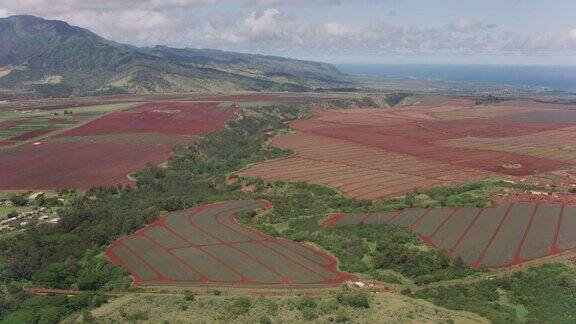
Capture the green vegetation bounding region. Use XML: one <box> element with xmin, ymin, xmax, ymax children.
<box><xmin>384</xmin><ymin>92</ymin><xmax>412</xmax><ymax>107</ymax></box>
<box><xmin>0</xmin><ymin>102</ymin><xmax>137</xmax><ymax>142</ymax></box>
<box><xmin>0</xmin><ymin>207</ymin><xmax>30</xmax><ymax>220</ymax></box>
<box><xmin>0</xmin><ymin>290</ymin><xmax>107</xmax><ymax>324</ymax></box>
<box><xmin>413</xmin><ymin>263</ymin><xmax>576</xmax><ymax>324</ymax></box>
<box><xmin>475</xmin><ymin>95</ymin><xmax>503</xmax><ymax>106</ymax></box>
<box><xmin>79</xmin><ymin>291</ymin><xmax>483</xmax><ymax>323</ymax></box>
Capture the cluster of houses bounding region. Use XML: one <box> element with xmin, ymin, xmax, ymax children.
<box><xmin>0</xmin><ymin>199</ymin><xmax>60</xmax><ymax>232</ymax></box>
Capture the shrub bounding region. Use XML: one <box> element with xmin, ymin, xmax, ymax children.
<box><xmin>9</xmin><ymin>195</ymin><xmax>28</xmax><ymax>207</ymax></box>
<box><xmin>300</xmin><ymin>307</ymin><xmax>318</xmax><ymax>320</ymax></box>
<box><xmin>295</xmin><ymin>296</ymin><xmax>317</xmax><ymax>310</ymax></box>
<box><xmin>336</xmin><ymin>293</ymin><xmax>370</xmax><ymax>308</ymax></box>
<box><xmin>229</xmin><ymin>296</ymin><xmax>252</xmax><ymax>316</ymax></box>
<box><xmin>334</xmin><ymin>309</ymin><xmax>350</xmax><ymax>323</ymax></box>
<box><xmin>184</xmin><ymin>291</ymin><xmax>196</xmax><ymax>302</ymax></box>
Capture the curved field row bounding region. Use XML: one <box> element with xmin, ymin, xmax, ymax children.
<box><xmin>440</xmin><ymin>127</ymin><xmax>576</xmax><ymax>164</ymax></box>
<box><xmin>432</xmin><ymin>105</ymin><xmax>542</xmax><ymax>120</ymax></box>
<box><xmin>239</xmin><ymin>129</ymin><xmax>490</xmax><ymax>200</ymax></box>
<box><xmin>240</xmin><ymin>99</ymin><xmax>575</xmax><ymax>200</ymax></box>
<box><xmin>324</xmin><ymin>202</ymin><xmax>576</xmax><ymax>269</ymax></box>
<box><xmin>298</xmin><ymin>121</ymin><xmax>565</xmax><ymax>176</ymax></box>
<box><xmin>106</xmin><ymin>200</ymin><xmax>353</xmax><ymax>287</ymax></box>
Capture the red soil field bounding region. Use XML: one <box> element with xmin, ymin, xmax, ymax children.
<box><xmin>0</xmin><ymin>99</ymin><xmax>240</xmax><ymax>190</ymax></box>
<box><xmin>0</xmin><ymin>140</ymin><xmax>14</xmax><ymax>148</ymax></box>
<box><xmin>0</xmin><ymin>141</ymin><xmax>175</xmax><ymax>190</ymax></box>
<box><xmin>324</xmin><ymin>202</ymin><xmax>576</xmax><ymax>269</ymax></box>
<box><xmin>60</xmin><ymin>101</ymin><xmax>237</xmax><ymax>137</ymax></box>
<box><xmin>238</xmin><ymin>131</ymin><xmax>490</xmax><ymax>200</ymax></box>
<box><xmin>291</xmin><ymin>116</ymin><xmax>565</xmax><ymax>176</ymax></box>
<box><xmin>239</xmin><ymin>98</ymin><xmax>576</xmax><ymax>200</ymax></box>
<box><xmin>106</xmin><ymin>200</ymin><xmax>353</xmax><ymax>287</ymax></box>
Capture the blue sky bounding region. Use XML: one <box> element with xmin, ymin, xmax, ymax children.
<box><xmin>1</xmin><ymin>0</ymin><xmax>575</xmax><ymax>65</ymax></box>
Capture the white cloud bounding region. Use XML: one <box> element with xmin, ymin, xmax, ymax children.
<box><xmin>0</xmin><ymin>0</ymin><xmax>211</xmax><ymax>45</ymax></box>
<box><xmin>0</xmin><ymin>8</ymin><xmax>10</xmax><ymax>18</ymax></box>
<box><xmin>0</xmin><ymin>0</ymin><xmax>215</xmax><ymax>13</ymax></box>
<box><xmin>322</xmin><ymin>22</ymin><xmax>359</xmax><ymax>37</ymax></box>
<box><xmin>57</xmin><ymin>9</ymin><xmax>183</xmax><ymax>44</ymax></box>
<box><xmin>0</xmin><ymin>1</ymin><xmax>574</xmax><ymax>62</ymax></box>
<box><xmin>198</xmin><ymin>10</ymin><xmax>503</xmax><ymax>56</ymax></box>
<box><xmin>447</xmin><ymin>18</ymin><xmax>495</xmax><ymax>33</ymax></box>
<box><xmin>202</xmin><ymin>9</ymin><xmax>308</xmax><ymax>44</ymax></box>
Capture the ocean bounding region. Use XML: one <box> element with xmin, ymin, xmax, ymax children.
<box><xmin>335</xmin><ymin>64</ymin><xmax>576</xmax><ymax>92</ymax></box>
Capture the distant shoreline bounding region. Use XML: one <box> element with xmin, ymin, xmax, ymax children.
<box><xmin>336</xmin><ymin>63</ymin><xmax>576</xmax><ymax>92</ymax></box>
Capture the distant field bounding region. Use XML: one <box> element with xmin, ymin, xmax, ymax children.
<box><xmin>240</xmin><ymin>97</ymin><xmax>576</xmax><ymax>200</ymax></box>
<box><xmin>0</xmin><ymin>102</ymin><xmax>138</xmax><ymax>144</ymax></box>
<box><xmin>0</xmin><ymin>93</ymin><xmax>334</xmax><ymax>191</ymax></box>
<box><xmin>59</xmin><ymin>101</ymin><xmax>237</xmax><ymax>137</ymax></box>
<box><xmin>324</xmin><ymin>202</ymin><xmax>576</xmax><ymax>268</ymax></box>
<box><xmin>106</xmin><ymin>200</ymin><xmax>353</xmax><ymax>287</ymax></box>
<box><xmin>0</xmin><ymin>100</ymin><xmax>240</xmax><ymax>190</ymax></box>
<box><xmin>0</xmin><ymin>141</ymin><xmax>177</xmax><ymax>190</ymax></box>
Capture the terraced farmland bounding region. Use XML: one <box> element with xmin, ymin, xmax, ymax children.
<box><xmin>239</xmin><ymin>97</ymin><xmax>576</xmax><ymax>200</ymax></box>
<box><xmin>324</xmin><ymin>202</ymin><xmax>576</xmax><ymax>268</ymax></box>
<box><xmin>240</xmin><ymin>132</ymin><xmax>490</xmax><ymax>200</ymax></box>
<box><xmin>106</xmin><ymin>200</ymin><xmax>353</xmax><ymax>287</ymax></box>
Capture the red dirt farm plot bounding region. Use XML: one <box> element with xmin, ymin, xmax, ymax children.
<box><xmin>239</xmin><ymin>98</ymin><xmax>575</xmax><ymax>200</ymax></box>
<box><xmin>60</xmin><ymin>101</ymin><xmax>237</xmax><ymax>137</ymax></box>
<box><xmin>0</xmin><ymin>101</ymin><xmax>238</xmax><ymax>190</ymax></box>
<box><xmin>324</xmin><ymin>202</ymin><xmax>576</xmax><ymax>269</ymax></box>
<box><xmin>106</xmin><ymin>200</ymin><xmax>353</xmax><ymax>287</ymax></box>
<box><xmin>0</xmin><ymin>141</ymin><xmax>176</xmax><ymax>190</ymax></box>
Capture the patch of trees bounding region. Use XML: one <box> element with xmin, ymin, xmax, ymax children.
<box><xmin>413</xmin><ymin>263</ymin><xmax>576</xmax><ymax>324</ymax></box>
<box><xmin>385</xmin><ymin>92</ymin><xmax>411</xmax><ymax>107</ymax></box>
<box><xmin>475</xmin><ymin>95</ymin><xmax>503</xmax><ymax>106</ymax></box>
<box><xmin>0</xmin><ymin>290</ymin><xmax>107</xmax><ymax>324</ymax></box>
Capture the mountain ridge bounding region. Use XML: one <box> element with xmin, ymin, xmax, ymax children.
<box><xmin>0</xmin><ymin>15</ymin><xmax>349</xmax><ymax>98</ymax></box>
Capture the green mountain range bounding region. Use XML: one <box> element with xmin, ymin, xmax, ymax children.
<box><xmin>0</xmin><ymin>15</ymin><xmax>349</xmax><ymax>98</ymax></box>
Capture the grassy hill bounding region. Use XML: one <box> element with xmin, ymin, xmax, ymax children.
<box><xmin>0</xmin><ymin>15</ymin><xmax>350</xmax><ymax>99</ymax></box>
<box><xmin>72</xmin><ymin>291</ymin><xmax>489</xmax><ymax>324</ymax></box>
